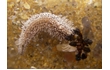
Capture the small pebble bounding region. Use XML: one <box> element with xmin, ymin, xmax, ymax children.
<box><xmin>86</xmin><ymin>65</ymin><xmax>90</xmax><ymax>68</ymax></box>
<box><xmin>11</xmin><ymin>48</ymin><xmax>14</xmax><ymax>51</ymax></box>
<box><xmin>36</xmin><ymin>44</ymin><xmax>39</xmax><ymax>47</ymax></box>
<box><xmin>43</xmin><ymin>63</ymin><xmax>48</xmax><ymax>67</ymax></box>
<box><xmin>23</xmin><ymin>2</ymin><xmax>30</xmax><ymax>9</ymax></box>
<box><xmin>31</xmin><ymin>66</ymin><xmax>36</xmax><ymax>69</ymax></box>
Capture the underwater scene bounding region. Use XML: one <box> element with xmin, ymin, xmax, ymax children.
<box><xmin>7</xmin><ymin>0</ymin><xmax>102</xmax><ymax>69</ymax></box>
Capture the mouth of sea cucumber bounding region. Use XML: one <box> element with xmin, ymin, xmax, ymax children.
<box><xmin>65</xmin><ymin>28</ymin><xmax>93</xmax><ymax>61</ymax></box>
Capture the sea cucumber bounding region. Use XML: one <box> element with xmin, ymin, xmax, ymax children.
<box><xmin>16</xmin><ymin>12</ymin><xmax>75</xmax><ymax>54</ymax></box>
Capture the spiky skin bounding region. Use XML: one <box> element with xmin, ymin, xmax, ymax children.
<box><xmin>16</xmin><ymin>12</ymin><xmax>75</xmax><ymax>54</ymax></box>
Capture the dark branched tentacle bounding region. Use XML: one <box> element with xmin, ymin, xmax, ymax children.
<box><xmin>65</xmin><ymin>28</ymin><xmax>93</xmax><ymax>61</ymax></box>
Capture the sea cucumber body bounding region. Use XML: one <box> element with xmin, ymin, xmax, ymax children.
<box><xmin>16</xmin><ymin>12</ymin><xmax>75</xmax><ymax>54</ymax></box>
